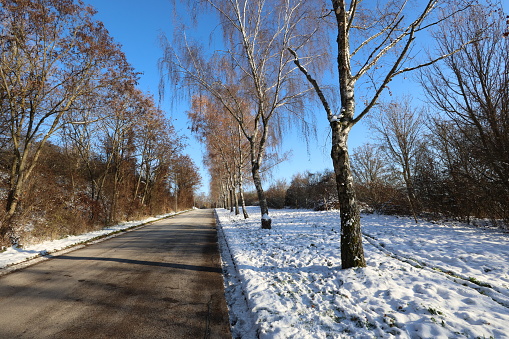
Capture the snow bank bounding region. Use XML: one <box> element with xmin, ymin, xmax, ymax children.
<box><xmin>216</xmin><ymin>207</ymin><xmax>509</xmax><ymax>338</ymax></box>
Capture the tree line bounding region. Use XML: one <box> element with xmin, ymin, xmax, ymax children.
<box><xmin>163</xmin><ymin>0</ymin><xmax>506</xmax><ymax>268</ymax></box>
<box><xmin>0</xmin><ymin>0</ymin><xmax>201</xmax><ymax>247</ymax></box>
<box><xmin>351</xmin><ymin>4</ymin><xmax>509</xmax><ymax>226</ymax></box>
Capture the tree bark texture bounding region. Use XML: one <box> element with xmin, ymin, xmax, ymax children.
<box><xmin>331</xmin><ymin>121</ymin><xmax>366</xmax><ymax>268</ymax></box>
<box><xmin>251</xmin><ymin>161</ymin><xmax>271</xmax><ymax>229</ymax></box>
<box><xmin>331</xmin><ymin>0</ymin><xmax>366</xmax><ymax>268</ymax></box>
<box><xmin>239</xmin><ymin>181</ymin><xmax>249</xmax><ymax>219</ymax></box>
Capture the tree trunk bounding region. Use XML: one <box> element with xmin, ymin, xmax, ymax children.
<box><xmin>229</xmin><ymin>187</ymin><xmax>234</xmax><ymax>213</ymax></box>
<box><xmin>4</xmin><ymin>148</ymin><xmax>33</xmax><ymax>246</ymax></box>
<box><xmin>5</xmin><ymin>177</ymin><xmax>23</xmax><ymax>220</ymax></box>
<box><xmin>4</xmin><ymin>148</ymin><xmax>38</xmax><ymax>244</ymax></box>
<box><xmin>5</xmin><ymin>141</ymin><xmax>44</xmax><ymax>219</ymax></box>
<box><xmin>402</xmin><ymin>168</ymin><xmax>419</xmax><ymax>223</ymax></box>
<box><xmin>221</xmin><ymin>183</ymin><xmax>228</xmax><ymax>210</ymax></box>
<box><xmin>237</xmin><ymin>126</ymin><xmax>249</xmax><ymax>219</ymax></box>
<box><xmin>234</xmin><ymin>185</ymin><xmax>240</xmax><ymax>216</ymax></box>
<box><xmin>331</xmin><ymin>121</ymin><xmax>366</xmax><ymax>269</ymax></box>
<box><xmin>252</xmin><ymin>162</ymin><xmax>271</xmax><ymax>229</ymax></box>
<box><xmin>109</xmin><ymin>170</ymin><xmax>120</xmax><ymax>224</ymax></box>
<box><xmin>175</xmin><ymin>189</ymin><xmax>178</xmax><ymax>212</ymax></box>
<box><xmin>239</xmin><ymin>179</ymin><xmax>249</xmax><ymax>219</ymax></box>
<box><xmin>2</xmin><ymin>169</ymin><xmax>24</xmax><ymax>243</ymax></box>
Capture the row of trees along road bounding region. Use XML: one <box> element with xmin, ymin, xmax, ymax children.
<box><xmin>0</xmin><ymin>0</ymin><xmax>201</xmax><ymax>247</ymax></box>
<box><xmin>161</xmin><ymin>0</ymin><xmax>497</xmax><ymax>268</ymax></box>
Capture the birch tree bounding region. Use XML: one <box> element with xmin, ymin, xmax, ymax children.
<box><xmin>161</xmin><ymin>0</ymin><xmax>316</xmax><ymax>229</ymax></box>
<box><xmin>189</xmin><ymin>94</ymin><xmax>251</xmax><ymax>218</ymax></box>
<box><xmin>289</xmin><ymin>0</ymin><xmax>475</xmax><ymax>268</ymax></box>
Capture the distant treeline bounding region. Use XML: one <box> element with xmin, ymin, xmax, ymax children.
<box><xmin>252</xmin><ymin>154</ymin><xmax>509</xmax><ymax>227</ymax></box>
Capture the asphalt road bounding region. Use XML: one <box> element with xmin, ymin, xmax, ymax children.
<box><xmin>0</xmin><ymin>209</ymin><xmax>231</xmax><ymax>339</ymax></box>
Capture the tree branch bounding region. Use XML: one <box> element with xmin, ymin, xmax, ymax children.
<box><xmin>288</xmin><ymin>47</ymin><xmax>333</xmax><ymax>120</ymax></box>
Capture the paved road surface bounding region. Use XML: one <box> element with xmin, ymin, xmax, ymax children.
<box><xmin>0</xmin><ymin>209</ymin><xmax>231</xmax><ymax>338</ymax></box>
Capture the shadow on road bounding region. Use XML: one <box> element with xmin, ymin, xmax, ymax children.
<box><xmin>53</xmin><ymin>255</ymin><xmax>222</xmax><ymax>273</ymax></box>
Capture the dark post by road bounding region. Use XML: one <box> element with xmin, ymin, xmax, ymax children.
<box><xmin>0</xmin><ymin>209</ymin><xmax>231</xmax><ymax>338</ymax></box>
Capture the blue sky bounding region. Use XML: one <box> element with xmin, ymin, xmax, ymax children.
<box><xmin>86</xmin><ymin>0</ymin><xmax>484</xmax><ymax>197</ymax></box>
<box><xmin>84</xmin><ymin>0</ymin><xmax>353</xmax><ymax>194</ymax></box>
<box><xmin>82</xmin><ymin>1</ymin><xmax>509</xmax><ymax>195</ymax></box>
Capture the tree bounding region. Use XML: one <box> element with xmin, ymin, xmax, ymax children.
<box><xmin>266</xmin><ymin>179</ymin><xmax>288</xmax><ymax>209</ymax></box>
<box><xmin>188</xmin><ymin>94</ymin><xmax>251</xmax><ymax>218</ymax></box>
<box><xmin>285</xmin><ymin>172</ymin><xmax>311</xmax><ymax>209</ymax></box>
<box><xmin>285</xmin><ymin>170</ymin><xmax>338</xmax><ymax>210</ymax></box>
<box><xmin>411</xmin><ymin>129</ymin><xmax>457</xmax><ymax>219</ymax></box>
<box><xmin>289</xmin><ymin>0</ymin><xmax>475</xmax><ymax>268</ymax></box>
<box><xmin>0</xmin><ymin>0</ymin><xmax>132</xmax><ymax>241</ymax></box>
<box><xmin>63</xmin><ymin>85</ymin><xmax>145</xmax><ymax>224</ymax></box>
<box><xmin>99</xmin><ymin>89</ymin><xmax>139</xmax><ymax>223</ymax></box>
<box><xmin>369</xmin><ymin>98</ymin><xmax>426</xmax><ymax>222</ymax></box>
<box><xmin>133</xmin><ymin>95</ymin><xmax>183</xmax><ymax>210</ymax></box>
<box><xmin>350</xmin><ymin>143</ymin><xmax>397</xmax><ymax>213</ymax></box>
<box><xmin>161</xmin><ymin>0</ymin><xmax>316</xmax><ymax>229</ymax></box>
<box><xmin>421</xmin><ymin>2</ymin><xmax>509</xmax><ymax>221</ymax></box>
<box><xmin>169</xmin><ymin>155</ymin><xmax>201</xmax><ymax>211</ymax></box>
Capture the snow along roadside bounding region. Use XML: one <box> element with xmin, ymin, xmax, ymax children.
<box><xmin>0</xmin><ymin>210</ymin><xmax>189</xmax><ymax>276</ymax></box>
<box><xmin>215</xmin><ymin>209</ymin><xmax>258</xmax><ymax>339</ymax></box>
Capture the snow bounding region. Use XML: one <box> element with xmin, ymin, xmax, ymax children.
<box><xmin>0</xmin><ymin>212</ymin><xmax>177</xmax><ymax>272</ymax></box>
<box><xmin>216</xmin><ymin>207</ymin><xmax>509</xmax><ymax>339</ymax></box>
<box><xmin>2</xmin><ymin>207</ymin><xmax>508</xmax><ymax>338</ymax></box>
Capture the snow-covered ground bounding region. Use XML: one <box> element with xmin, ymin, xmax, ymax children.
<box><xmin>216</xmin><ymin>207</ymin><xmax>509</xmax><ymax>339</ymax></box>
<box><xmin>0</xmin><ymin>212</ymin><xmax>176</xmax><ymax>272</ymax></box>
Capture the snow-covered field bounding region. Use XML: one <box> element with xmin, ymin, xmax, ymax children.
<box><xmin>216</xmin><ymin>207</ymin><xmax>509</xmax><ymax>339</ymax></box>
<box><xmin>0</xmin><ymin>212</ymin><xmax>176</xmax><ymax>272</ymax></box>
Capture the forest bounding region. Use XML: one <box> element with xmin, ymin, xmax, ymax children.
<box><xmin>0</xmin><ymin>0</ymin><xmax>201</xmax><ymax>247</ymax></box>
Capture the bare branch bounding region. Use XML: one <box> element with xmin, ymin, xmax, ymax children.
<box><xmin>288</xmin><ymin>47</ymin><xmax>333</xmax><ymax>120</ymax></box>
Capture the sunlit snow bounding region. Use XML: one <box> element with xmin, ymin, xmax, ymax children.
<box><xmin>216</xmin><ymin>207</ymin><xmax>509</xmax><ymax>339</ymax></box>
<box><xmin>2</xmin><ymin>207</ymin><xmax>508</xmax><ymax>338</ymax></box>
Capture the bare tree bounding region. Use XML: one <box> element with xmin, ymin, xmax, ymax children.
<box><xmin>188</xmin><ymin>94</ymin><xmax>251</xmax><ymax>218</ymax></box>
<box><xmin>369</xmin><ymin>98</ymin><xmax>426</xmax><ymax>222</ymax></box>
<box><xmin>421</xmin><ymin>2</ymin><xmax>509</xmax><ymax>220</ymax></box>
<box><xmin>289</xmin><ymin>0</ymin><xmax>475</xmax><ymax>268</ymax></box>
<box><xmin>160</xmin><ymin>0</ymin><xmax>315</xmax><ymax>229</ymax></box>
<box><xmin>133</xmin><ymin>96</ymin><xmax>183</xmax><ymax>208</ymax></box>
<box><xmin>351</xmin><ymin>144</ymin><xmax>392</xmax><ymax>188</ymax></box>
<box><xmin>285</xmin><ymin>170</ymin><xmax>338</xmax><ymax>210</ymax></box>
<box><xmin>351</xmin><ymin>143</ymin><xmax>397</xmax><ymax>212</ymax></box>
<box><xmin>0</xmin><ymin>0</ymin><xmax>131</xmax><ymax>241</ymax></box>
<box><xmin>169</xmin><ymin>155</ymin><xmax>201</xmax><ymax>211</ymax></box>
